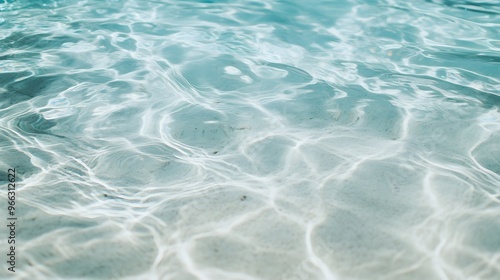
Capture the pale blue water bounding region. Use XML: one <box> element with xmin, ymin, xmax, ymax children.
<box><xmin>0</xmin><ymin>0</ymin><xmax>499</xmax><ymax>279</ymax></box>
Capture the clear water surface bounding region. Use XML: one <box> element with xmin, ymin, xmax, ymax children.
<box><xmin>0</xmin><ymin>0</ymin><xmax>499</xmax><ymax>279</ymax></box>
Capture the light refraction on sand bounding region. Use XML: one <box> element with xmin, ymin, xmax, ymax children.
<box><xmin>0</xmin><ymin>0</ymin><xmax>499</xmax><ymax>279</ymax></box>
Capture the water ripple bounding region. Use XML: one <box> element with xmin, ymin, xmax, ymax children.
<box><xmin>0</xmin><ymin>0</ymin><xmax>499</xmax><ymax>279</ymax></box>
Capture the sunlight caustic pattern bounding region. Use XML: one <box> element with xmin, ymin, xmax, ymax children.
<box><xmin>0</xmin><ymin>0</ymin><xmax>499</xmax><ymax>279</ymax></box>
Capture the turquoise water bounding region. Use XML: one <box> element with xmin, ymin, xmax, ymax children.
<box><xmin>1</xmin><ymin>0</ymin><xmax>499</xmax><ymax>279</ymax></box>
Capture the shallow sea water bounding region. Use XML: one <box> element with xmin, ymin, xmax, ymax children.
<box><xmin>0</xmin><ymin>0</ymin><xmax>500</xmax><ymax>279</ymax></box>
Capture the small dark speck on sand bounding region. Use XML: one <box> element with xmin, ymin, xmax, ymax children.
<box><xmin>213</xmin><ymin>151</ymin><xmax>218</xmax><ymax>154</ymax></box>
<box><xmin>240</xmin><ymin>195</ymin><xmax>247</xmax><ymax>201</ymax></box>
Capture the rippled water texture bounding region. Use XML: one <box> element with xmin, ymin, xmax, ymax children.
<box><xmin>1</xmin><ymin>0</ymin><xmax>499</xmax><ymax>279</ymax></box>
